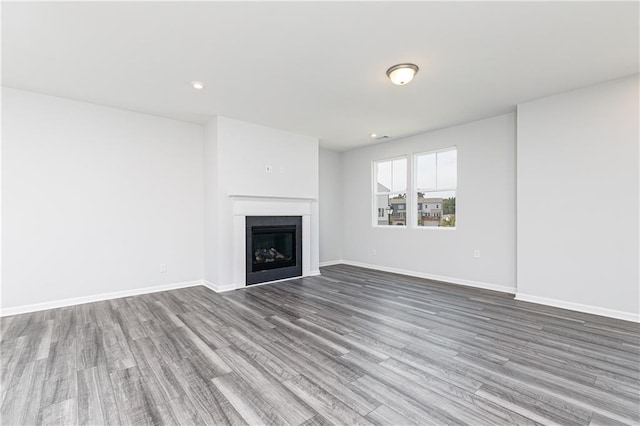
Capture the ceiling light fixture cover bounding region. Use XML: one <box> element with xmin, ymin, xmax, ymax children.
<box><xmin>191</xmin><ymin>81</ymin><xmax>205</xmax><ymax>90</ymax></box>
<box><xmin>386</xmin><ymin>63</ymin><xmax>419</xmax><ymax>85</ymax></box>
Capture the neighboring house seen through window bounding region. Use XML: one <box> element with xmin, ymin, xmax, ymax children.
<box><xmin>415</xmin><ymin>148</ymin><xmax>457</xmax><ymax>227</ymax></box>
<box><xmin>372</xmin><ymin>148</ymin><xmax>457</xmax><ymax>228</ymax></box>
<box><xmin>373</xmin><ymin>157</ymin><xmax>407</xmax><ymax>226</ymax></box>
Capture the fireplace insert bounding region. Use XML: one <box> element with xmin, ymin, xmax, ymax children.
<box><xmin>246</xmin><ymin>216</ymin><xmax>302</xmax><ymax>285</ymax></box>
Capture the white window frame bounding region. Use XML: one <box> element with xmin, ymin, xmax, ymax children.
<box><xmin>372</xmin><ymin>156</ymin><xmax>409</xmax><ymax>228</ymax></box>
<box><xmin>412</xmin><ymin>146</ymin><xmax>457</xmax><ymax>230</ymax></box>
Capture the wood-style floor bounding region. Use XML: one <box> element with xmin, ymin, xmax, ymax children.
<box><xmin>1</xmin><ymin>264</ymin><xmax>639</xmax><ymax>425</ymax></box>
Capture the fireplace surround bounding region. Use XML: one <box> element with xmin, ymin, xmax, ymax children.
<box><xmin>245</xmin><ymin>216</ymin><xmax>302</xmax><ymax>285</ymax></box>
<box><xmin>229</xmin><ymin>195</ymin><xmax>316</xmax><ymax>290</ymax></box>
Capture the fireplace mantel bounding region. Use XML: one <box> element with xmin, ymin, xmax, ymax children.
<box><xmin>229</xmin><ymin>194</ymin><xmax>317</xmax><ymax>201</ymax></box>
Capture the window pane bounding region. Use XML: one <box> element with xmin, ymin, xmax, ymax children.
<box><xmin>437</xmin><ymin>149</ymin><xmax>457</xmax><ymax>189</ymax></box>
<box><xmin>416</xmin><ymin>153</ymin><xmax>436</xmax><ymax>190</ymax></box>
<box><xmin>375</xmin><ymin>194</ymin><xmax>390</xmax><ymax>225</ymax></box>
<box><xmin>376</xmin><ymin>161</ymin><xmax>392</xmax><ymax>192</ymax></box>
<box><xmin>391</xmin><ymin>159</ymin><xmax>407</xmax><ymax>192</ymax></box>
<box><xmin>389</xmin><ymin>193</ymin><xmax>407</xmax><ymax>226</ymax></box>
<box><xmin>417</xmin><ymin>191</ymin><xmax>455</xmax><ymax>227</ymax></box>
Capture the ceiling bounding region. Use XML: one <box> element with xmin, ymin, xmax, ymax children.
<box><xmin>2</xmin><ymin>2</ymin><xmax>638</xmax><ymax>151</ymax></box>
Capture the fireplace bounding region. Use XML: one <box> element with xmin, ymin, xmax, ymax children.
<box><xmin>246</xmin><ymin>216</ymin><xmax>302</xmax><ymax>285</ymax></box>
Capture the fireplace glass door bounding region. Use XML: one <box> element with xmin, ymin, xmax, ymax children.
<box><xmin>251</xmin><ymin>226</ymin><xmax>296</xmax><ymax>272</ymax></box>
<box><xmin>245</xmin><ymin>216</ymin><xmax>302</xmax><ymax>285</ymax></box>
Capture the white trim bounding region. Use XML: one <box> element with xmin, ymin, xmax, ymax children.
<box><xmin>340</xmin><ymin>260</ymin><xmax>516</xmax><ymax>294</ymax></box>
<box><xmin>309</xmin><ymin>270</ymin><xmax>321</xmax><ymax>276</ymax></box>
<box><xmin>202</xmin><ymin>280</ymin><xmax>235</xmax><ymax>293</ymax></box>
<box><xmin>372</xmin><ymin>156</ymin><xmax>409</xmax><ymax>227</ymax></box>
<box><xmin>229</xmin><ymin>194</ymin><xmax>317</xmax><ymax>201</ymax></box>
<box><xmin>319</xmin><ymin>260</ymin><xmax>343</xmax><ymax>267</ymax></box>
<box><xmin>0</xmin><ymin>280</ymin><xmax>204</xmax><ymax>317</ymax></box>
<box><xmin>413</xmin><ymin>226</ymin><xmax>456</xmax><ymax>231</ymax></box>
<box><xmin>515</xmin><ymin>293</ymin><xmax>640</xmax><ymax>323</ymax></box>
<box><xmin>412</xmin><ymin>147</ymin><xmax>457</xmax><ymax>230</ymax></box>
<box><xmin>232</xmin><ymin>197</ymin><xmax>313</xmax><ymax>289</ymax></box>
<box><xmin>233</xmin><ymin>275</ymin><xmax>304</xmax><ymax>289</ymax></box>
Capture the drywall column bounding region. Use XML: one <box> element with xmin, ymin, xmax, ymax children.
<box><xmin>319</xmin><ymin>148</ymin><xmax>343</xmax><ymax>264</ymax></box>
<box><xmin>209</xmin><ymin>116</ymin><xmax>320</xmax><ymax>289</ymax></box>
<box><xmin>203</xmin><ymin>117</ymin><xmax>219</xmax><ymax>286</ymax></box>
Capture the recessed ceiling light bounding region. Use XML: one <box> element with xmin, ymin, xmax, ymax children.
<box><xmin>370</xmin><ymin>133</ymin><xmax>377</xmax><ymax>138</ymax></box>
<box><xmin>191</xmin><ymin>81</ymin><xmax>205</xmax><ymax>90</ymax></box>
<box><xmin>386</xmin><ymin>63</ymin><xmax>419</xmax><ymax>85</ymax></box>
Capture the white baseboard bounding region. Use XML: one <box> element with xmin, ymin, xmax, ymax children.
<box><xmin>0</xmin><ymin>280</ymin><xmax>205</xmax><ymax>317</ymax></box>
<box><xmin>204</xmin><ymin>271</ymin><xmax>321</xmax><ymax>292</ymax></box>
<box><xmin>203</xmin><ymin>280</ymin><xmax>235</xmax><ymax>293</ymax></box>
<box><xmin>319</xmin><ymin>260</ymin><xmax>343</xmax><ymax>267</ymax></box>
<box><xmin>339</xmin><ymin>260</ymin><xmax>516</xmax><ymax>294</ymax></box>
<box><xmin>515</xmin><ymin>293</ymin><xmax>640</xmax><ymax>323</ymax></box>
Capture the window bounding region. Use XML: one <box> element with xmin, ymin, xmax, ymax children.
<box><xmin>373</xmin><ymin>157</ymin><xmax>407</xmax><ymax>226</ymax></box>
<box><xmin>415</xmin><ymin>148</ymin><xmax>457</xmax><ymax>227</ymax></box>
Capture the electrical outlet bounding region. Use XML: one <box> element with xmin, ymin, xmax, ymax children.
<box><xmin>473</xmin><ymin>250</ymin><xmax>480</xmax><ymax>259</ymax></box>
<box><xmin>159</xmin><ymin>263</ymin><xmax>167</xmax><ymax>273</ymax></box>
<box><xmin>265</xmin><ymin>165</ymin><xmax>273</xmax><ymax>173</ymax></box>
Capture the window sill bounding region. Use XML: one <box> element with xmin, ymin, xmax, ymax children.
<box><xmin>413</xmin><ymin>226</ymin><xmax>456</xmax><ymax>230</ymax></box>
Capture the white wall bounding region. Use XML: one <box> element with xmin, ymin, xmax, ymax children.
<box><xmin>2</xmin><ymin>88</ymin><xmax>204</xmax><ymax>310</ymax></box>
<box><xmin>341</xmin><ymin>113</ymin><xmax>517</xmax><ymax>292</ymax></box>
<box><xmin>319</xmin><ymin>148</ymin><xmax>343</xmax><ymax>264</ymax></box>
<box><xmin>203</xmin><ymin>116</ymin><xmax>320</xmax><ymax>287</ymax></box>
<box><xmin>217</xmin><ymin>117</ymin><xmax>319</xmax><ymax>199</ymax></box>
<box><xmin>517</xmin><ymin>75</ymin><xmax>639</xmax><ymax>320</ymax></box>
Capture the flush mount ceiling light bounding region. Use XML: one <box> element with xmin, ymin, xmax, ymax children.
<box><xmin>386</xmin><ymin>63</ymin><xmax>419</xmax><ymax>85</ymax></box>
<box><xmin>370</xmin><ymin>133</ymin><xmax>378</xmax><ymax>138</ymax></box>
<box><xmin>190</xmin><ymin>81</ymin><xmax>205</xmax><ymax>90</ymax></box>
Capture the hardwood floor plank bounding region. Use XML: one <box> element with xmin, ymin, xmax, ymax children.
<box><xmin>215</xmin><ymin>346</ymin><xmax>316</xmax><ymax>425</ymax></box>
<box><xmin>51</xmin><ymin>307</ymin><xmax>77</xmax><ymax>343</ymax></box>
<box><xmin>0</xmin><ymin>336</ymin><xmax>28</xmax><ymax>404</ymax></box>
<box><xmin>2</xmin><ymin>264</ymin><xmax>638</xmax><ymax>425</ymax></box>
<box><xmin>130</xmin><ymin>337</ymin><xmax>185</xmax><ymax>402</ymax></box>
<box><xmin>21</xmin><ymin>359</ymin><xmax>48</xmax><ymax>425</ymax></box>
<box><xmin>109</xmin><ymin>366</ymin><xmax>162</xmax><ymax>425</ymax></box>
<box><xmin>263</xmin><ymin>338</ymin><xmax>379</xmax><ymax>416</ymax></box>
<box><xmin>1</xmin><ymin>359</ymin><xmax>47</xmax><ymax>426</ymax></box>
<box><xmin>212</xmin><ymin>371</ymin><xmax>288</xmax><ymax>425</ymax></box>
<box><xmin>283</xmin><ymin>374</ymin><xmax>374</xmax><ymax>425</ymax></box>
<box><xmin>38</xmin><ymin>398</ymin><xmax>77</xmax><ymax>426</ymax></box>
<box><xmin>77</xmin><ymin>323</ymin><xmax>107</xmax><ymax>370</ymax></box>
<box><xmin>100</xmin><ymin>323</ymin><xmax>136</xmax><ymax>372</ymax></box>
<box><xmin>365</xmin><ymin>404</ymin><xmax>417</xmax><ymax>426</ymax></box>
<box><xmin>77</xmin><ymin>364</ymin><xmax>121</xmax><ymax>425</ymax></box>
<box><xmin>40</xmin><ymin>339</ymin><xmax>77</xmax><ymax>409</ymax></box>
<box><xmin>169</xmin><ymin>326</ymin><xmax>232</xmax><ymax>378</ymax></box>
<box><xmin>171</xmin><ymin>358</ymin><xmax>247</xmax><ymax>425</ymax></box>
<box><xmin>353</xmin><ymin>374</ymin><xmax>443</xmax><ymax>426</ymax></box>
<box><xmin>165</xmin><ymin>394</ymin><xmax>207</xmax><ymax>425</ymax></box>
